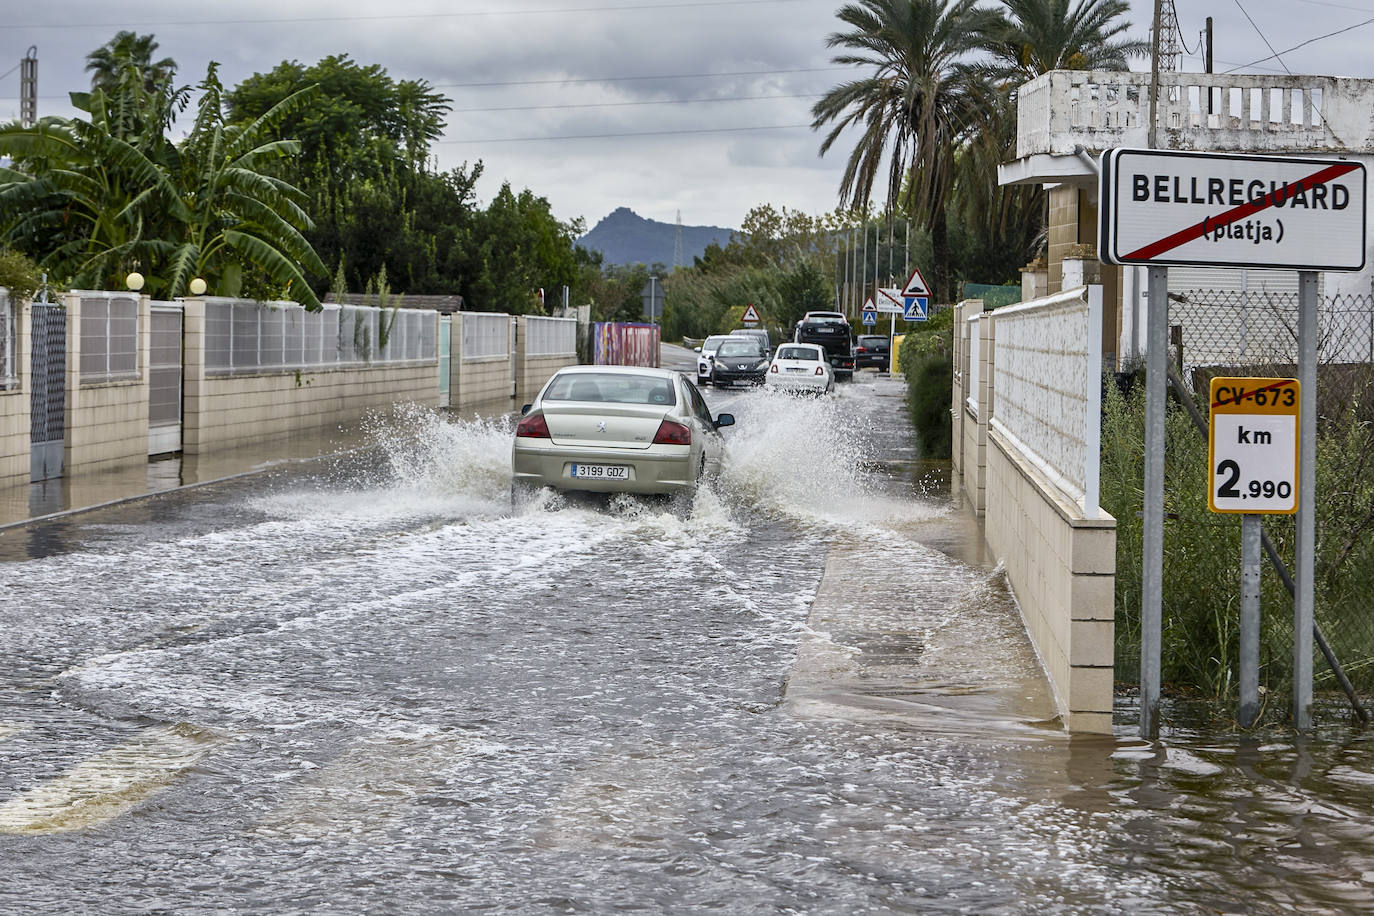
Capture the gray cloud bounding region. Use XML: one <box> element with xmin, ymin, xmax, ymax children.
<box><xmin>1</xmin><ymin>0</ymin><xmax>1373</xmax><ymax>230</ymax></box>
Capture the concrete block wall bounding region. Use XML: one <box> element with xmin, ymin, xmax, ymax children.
<box><xmin>950</xmin><ymin>303</ymin><xmax>966</xmax><ymax>485</ymax></box>
<box><xmin>960</xmin><ymin>307</ymin><xmax>992</xmax><ymax>516</ymax></box>
<box><xmin>985</xmin><ymin>427</ymin><xmax>1116</xmax><ymax>733</ymax></box>
<box><xmin>514</xmin><ymin>316</ymin><xmax>578</xmax><ymax>403</ymax></box>
<box><xmin>182</xmin><ymin>297</ymin><xmax>440</xmax><ymax>454</ymax></box>
<box><xmin>449</xmin><ymin>313</ymin><xmax>514</xmax><ymax>409</ymax></box>
<box><xmin>0</xmin><ymin>298</ymin><xmax>30</xmax><ymax>484</ymax></box>
<box><xmin>64</xmin><ymin>293</ymin><xmax>150</xmax><ymax>474</ymax></box>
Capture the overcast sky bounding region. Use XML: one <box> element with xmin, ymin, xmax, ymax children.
<box><xmin>2</xmin><ymin>0</ymin><xmax>1373</xmax><ymax>234</ymax></box>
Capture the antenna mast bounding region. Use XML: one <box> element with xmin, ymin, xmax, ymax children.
<box><xmin>20</xmin><ymin>46</ymin><xmax>37</xmax><ymax>127</ymax></box>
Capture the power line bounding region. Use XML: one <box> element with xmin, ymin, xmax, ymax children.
<box><xmin>1232</xmin><ymin>0</ymin><xmax>1292</xmax><ymax>74</ymax></box>
<box><xmin>437</xmin><ymin>66</ymin><xmax>846</xmax><ymax>90</ymax></box>
<box><xmin>0</xmin><ymin>0</ymin><xmax>812</xmax><ymax>31</ymax></box>
<box><xmin>451</xmin><ymin>92</ymin><xmax>819</xmax><ymax>113</ymax></box>
<box><xmin>32</xmin><ymin>66</ymin><xmax>844</xmax><ymax>101</ymax></box>
<box><xmin>438</xmin><ymin>122</ymin><xmax>811</xmax><ymax>144</ymax></box>
<box><xmin>1225</xmin><ymin>13</ymin><xmax>1374</xmax><ymax>71</ymax></box>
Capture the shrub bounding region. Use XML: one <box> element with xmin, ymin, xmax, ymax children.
<box><xmin>901</xmin><ymin>308</ymin><xmax>953</xmax><ymax>459</ymax></box>
<box><xmin>0</xmin><ymin>249</ymin><xmax>44</xmax><ymax>302</ymax></box>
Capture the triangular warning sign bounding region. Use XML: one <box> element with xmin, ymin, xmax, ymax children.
<box><xmin>741</xmin><ymin>303</ymin><xmax>761</xmax><ymax>323</ymax></box>
<box><xmin>900</xmin><ymin>268</ymin><xmax>932</xmax><ymax>298</ymax></box>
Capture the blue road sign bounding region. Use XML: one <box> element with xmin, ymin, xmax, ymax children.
<box><xmin>903</xmin><ymin>296</ymin><xmax>929</xmax><ymax>321</ymax></box>
<box><xmin>861</xmin><ymin>309</ymin><xmax>877</xmax><ymax>326</ymax></box>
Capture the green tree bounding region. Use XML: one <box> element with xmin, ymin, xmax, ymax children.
<box><xmin>463</xmin><ymin>183</ymin><xmax>581</xmax><ymax>314</ymax></box>
<box><xmin>946</xmin><ymin>87</ymin><xmax>1044</xmax><ymax>284</ymax></box>
<box><xmin>226</xmin><ymin>56</ymin><xmax>461</xmax><ymax>297</ymax></box>
<box><xmin>811</xmin><ymin>0</ymin><xmax>1000</xmax><ymax>302</ymax></box>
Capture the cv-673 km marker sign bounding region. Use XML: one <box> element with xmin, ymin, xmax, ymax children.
<box><xmin>1099</xmin><ymin>148</ymin><xmax>1367</xmax><ymax>271</ymax></box>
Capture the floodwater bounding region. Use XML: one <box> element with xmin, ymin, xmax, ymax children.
<box><xmin>0</xmin><ymin>375</ymin><xmax>1372</xmax><ymax>914</ymax></box>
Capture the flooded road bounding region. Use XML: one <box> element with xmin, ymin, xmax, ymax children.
<box><xmin>1</xmin><ymin>375</ymin><xmax>1373</xmax><ymax>914</ymax></box>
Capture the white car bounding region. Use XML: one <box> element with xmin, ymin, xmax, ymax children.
<box><xmin>512</xmin><ymin>366</ymin><xmax>735</xmax><ymax>499</ymax></box>
<box><xmin>765</xmin><ymin>343</ymin><xmax>833</xmax><ymax>395</ymax></box>
<box><xmin>695</xmin><ymin>335</ymin><xmax>732</xmax><ymax>386</ymax></box>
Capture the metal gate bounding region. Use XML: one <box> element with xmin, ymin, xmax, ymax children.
<box><xmin>148</xmin><ymin>303</ymin><xmax>183</xmax><ymax>455</ymax></box>
<box><xmin>29</xmin><ymin>302</ymin><xmax>66</xmax><ymax>482</ymax></box>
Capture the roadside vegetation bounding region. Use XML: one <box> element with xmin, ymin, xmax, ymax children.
<box><xmin>1101</xmin><ymin>371</ymin><xmax>1374</xmax><ymax>706</ymax></box>
<box><xmin>898</xmin><ymin>308</ymin><xmax>954</xmax><ymax>458</ymax></box>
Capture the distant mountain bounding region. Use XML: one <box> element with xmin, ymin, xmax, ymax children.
<box><xmin>578</xmin><ymin>207</ymin><xmax>736</xmax><ymax>267</ymax></box>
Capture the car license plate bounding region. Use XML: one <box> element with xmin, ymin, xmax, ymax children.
<box><xmin>570</xmin><ymin>463</ymin><xmax>630</xmax><ymax>480</ymax></box>
<box><xmin>786</xmin><ymin>367</ymin><xmax>807</xmax><ymax>373</ymax></box>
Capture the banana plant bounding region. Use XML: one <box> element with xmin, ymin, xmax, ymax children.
<box><xmin>0</xmin><ymin>60</ymin><xmax>327</xmax><ymax>307</ymax></box>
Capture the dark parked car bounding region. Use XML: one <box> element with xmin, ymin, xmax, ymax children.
<box><xmin>710</xmin><ymin>337</ymin><xmax>770</xmax><ymax>387</ymax></box>
<box><xmin>854</xmin><ymin>334</ymin><xmax>890</xmax><ymax>371</ymax></box>
<box><xmin>794</xmin><ymin>313</ymin><xmax>855</xmax><ymax>380</ymax></box>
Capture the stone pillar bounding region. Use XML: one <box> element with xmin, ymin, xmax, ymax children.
<box><xmin>1061</xmin><ymin>245</ymin><xmax>1102</xmax><ymax>291</ymax></box>
<box><xmin>181</xmin><ymin>296</ymin><xmax>207</xmax><ymax>454</ymax></box>
<box><xmin>1020</xmin><ymin>259</ymin><xmax>1050</xmax><ymax>301</ymax></box>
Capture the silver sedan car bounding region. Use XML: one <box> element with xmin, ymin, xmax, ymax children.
<box><xmin>512</xmin><ymin>366</ymin><xmax>735</xmax><ymax>499</ymax></box>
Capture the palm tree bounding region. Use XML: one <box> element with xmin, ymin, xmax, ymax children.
<box><xmin>811</xmin><ymin>0</ymin><xmax>1001</xmax><ymax>302</ymax></box>
<box><xmin>981</xmin><ymin>0</ymin><xmax>1149</xmax><ymax>87</ymax></box>
<box><xmin>85</xmin><ymin>31</ymin><xmax>177</xmax><ymax>96</ymax></box>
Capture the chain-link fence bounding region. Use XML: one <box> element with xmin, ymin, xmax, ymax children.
<box><xmin>1115</xmin><ymin>288</ymin><xmax>1374</xmax><ymax>719</ymax></box>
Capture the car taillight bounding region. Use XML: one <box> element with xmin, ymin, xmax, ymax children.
<box><xmin>515</xmin><ymin>414</ymin><xmax>550</xmax><ymax>438</ymax></box>
<box><xmin>769</xmin><ymin>364</ymin><xmax>779</xmax><ymax>373</ymax></box>
<box><xmin>856</xmin><ymin>346</ymin><xmax>867</xmax><ymax>353</ymax></box>
<box><xmin>814</xmin><ymin>366</ymin><xmax>825</xmax><ymax>376</ymax></box>
<box><xmin>653</xmin><ymin>419</ymin><xmax>692</xmax><ymax>445</ymax></box>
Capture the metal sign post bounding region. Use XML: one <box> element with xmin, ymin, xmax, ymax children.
<box><xmin>1208</xmin><ymin>376</ymin><xmax>1300</xmax><ymax>727</ymax></box>
<box><xmin>1296</xmin><ymin>272</ymin><xmax>1318</xmax><ymax>730</ymax></box>
<box><xmin>1141</xmin><ymin>265</ymin><xmax>1168</xmax><ymax>738</ymax></box>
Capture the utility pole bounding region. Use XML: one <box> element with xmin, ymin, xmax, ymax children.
<box><xmin>1205</xmin><ymin>16</ymin><xmax>1215</xmax><ymax>115</ymax></box>
<box><xmin>1149</xmin><ymin>0</ymin><xmax>1163</xmax><ymax>149</ymax></box>
<box><xmin>20</xmin><ymin>47</ymin><xmax>37</xmax><ymax>128</ymax></box>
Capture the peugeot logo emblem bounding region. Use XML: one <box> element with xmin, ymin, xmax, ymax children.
<box><xmin>597</xmin><ymin>421</ymin><xmax>607</xmax><ymax>433</ymax></box>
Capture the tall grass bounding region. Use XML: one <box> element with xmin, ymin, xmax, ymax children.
<box><xmin>1101</xmin><ymin>371</ymin><xmax>1374</xmax><ymax>710</ymax></box>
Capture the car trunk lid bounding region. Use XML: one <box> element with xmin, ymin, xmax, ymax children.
<box><xmin>542</xmin><ymin>403</ymin><xmax>670</xmax><ymax>450</ymax></box>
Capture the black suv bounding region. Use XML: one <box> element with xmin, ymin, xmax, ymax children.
<box><xmin>794</xmin><ymin>312</ymin><xmax>855</xmax><ymax>380</ymax></box>
<box><xmin>854</xmin><ymin>334</ymin><xmax>890</xmax><ymax>371</ymax></box>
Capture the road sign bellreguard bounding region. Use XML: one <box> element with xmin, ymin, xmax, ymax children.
<box><xmin>1099</xmin><ymin>148</ymin><xmax>1367</xmax><ymax>272</ymax></box>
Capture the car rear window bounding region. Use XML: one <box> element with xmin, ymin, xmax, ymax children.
<box><xmin>859</xmin><ymin>336</ymin><xmax>888</xmax><ymax>348</ymax></box>
<box><xmin>777</xmin><ymin>346</ymin><xmax>819</xmax><ymax>361</ymax></box>
<box><xmin>716</xmin><ymin>340</ymin><xmax>763</xmax><ymax>357</ymax></box>
<box><xmin>545</xmin><ymin>373</ymin><xmax>677</xmax><ymax>406</ymax></box>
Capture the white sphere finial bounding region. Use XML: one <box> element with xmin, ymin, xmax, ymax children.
<box><xmin>125</xmin><ymin>271</ymin><xmax>145</xmax><ymax>292</ymax></box>
<box><xmin>188</xmin><ymin>277</ymin><xmax>207</xmax><ymax>296</ymax></box>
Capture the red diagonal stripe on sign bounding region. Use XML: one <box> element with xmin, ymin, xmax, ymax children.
<box><xmin>1210</xmin><ymin>378</ymin><xmax>1296</xmax><ymax>410</ymax></box>
<box><xmin>1123</xmin><ymin>161</ymin><xmax>1361</xmax><ymax>262</ymax></box>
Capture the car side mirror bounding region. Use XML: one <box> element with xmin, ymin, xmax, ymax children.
<box><xmin>520</xmin><ymin>403</ymin><xmax>531</xmax><ymax>416</ymax></box>
<box><xmin>694</xmin><ymin>346</ymin><xmax>701</xmax><ymax>352</ymax></box>
<box><xmin>714</xmin><ymin>413</ymin><xmax>735</xmax><ymax>428</ymax></box>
